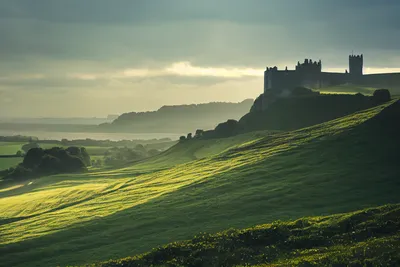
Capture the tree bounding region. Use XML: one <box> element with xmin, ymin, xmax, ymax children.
<box><xmin>79</xmin><ymin>147</ymin><xmax>91</xmax><ymax>166</ymax></box>
<box><xmin>179</xmin><ymin>136</ymin><xmax>186</xmax><ymax>141</ymax></box>
<box><xmin>187</xmin><ymin>133</ymin><xmax>192</xmax><ymax>139</ymax></box>
<box><xmin>16</xmin><ymin>150</ymin><xmax>23</xmax><ymax>157</ymax></box>
<box><xmin>23</xmin><ymin>148</ymin><xmax>45</xmax><ymax>168</ymax></box>
<box><xmin>195</xmin><ymin>129</ymin><xmax>204</xmax><ymax>138</ymax></box>
<box><xmin>373</xmin><ymin>89</ymin><xmax>391</xmax><ymax>103</ymax></box>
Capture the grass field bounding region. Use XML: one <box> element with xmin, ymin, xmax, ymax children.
<box><xmin>96</xmin><ymin>204</ymin><xmax>400</xmax><ymax>267</ymax></box>
<box><xmin>0</xmin><ymin>100</ymin><xmax>399</xmax><ymax>266</ymax></box>
<box><xmin>0</xmin><ymin>142</ymin><xmax>24</xmax><ymax>170</ymax></box>
<box><xmin>0</xmin><ymin>157</ymin><xmax>23</xmax><ymax>170</ymax></box>
<box><xmin>0</xmin><ymin>142</ymin><xmax>24</xmax><ymax>155</ymax></box>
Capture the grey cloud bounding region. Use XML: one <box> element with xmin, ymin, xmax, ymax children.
<box><xmin>0</xmin><ymin>0</ymin><xmax>399</xmax><ymax>69</ymax></box>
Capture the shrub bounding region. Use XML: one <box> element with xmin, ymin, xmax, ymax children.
<box><xmin>373</xmin><ymin>89</ymin><xmax>391</xmax><ymax>103</ymax></box>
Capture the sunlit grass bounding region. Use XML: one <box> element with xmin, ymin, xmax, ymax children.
<box><xmin>317</xmin><ymin>84</ymin><xmax>377</xmax><ymax>95</ymax></box>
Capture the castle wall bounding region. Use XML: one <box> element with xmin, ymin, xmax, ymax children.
<box><xmin>320</xmin><ymin>72</ymin><xmax>348</xmax><ymax>87</ymax></box>
<box><xmin>264</xmin><ymin>70</ymin><xmax>298</xmax><ymax>93</ymax></box>
<box><xmin>362</xmin><ymin>73</ymin><xmax>400</xmax><ymax>89</ymax></box>
<box><xmin>300</xmin><ymin>73</ymin><xmax>322</xmax><ymax>89</ymax></box>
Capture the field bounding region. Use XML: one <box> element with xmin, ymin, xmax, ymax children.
<box><xmin>0</xmin><ymin>99</ymin><xmax>399</xmax><ymax>267</ymax></box>
<box><xmin>0</xmin><ymin>142</ymin><xmax>24</xmax><ymax>155</ymax></box>
<box><xmin>0</xmin><ymin>142</ymin><xmax>24</xmax><ymax>171</ymax></box>
<box><xmin>0</xmin><ymin>157</ymin><xmax>23</xmax><ymax>170</ymax></box>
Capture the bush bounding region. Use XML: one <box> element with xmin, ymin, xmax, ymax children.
<box><xmin>373</xmin><ymin>89</ymin><xmax>391</xmax><ymax>103</ymax></box>
<box><xmin>4</xmin><ymin>146</ymin><xmax>89</xmax><ymax>181</ymax></box>
<box><xmin>214</xmin><ymin>119</ymin><xmax>239</xmax><ymax>138</ymax></box>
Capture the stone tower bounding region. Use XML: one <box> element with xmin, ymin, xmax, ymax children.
<box><xmin>349</xmin><ymin>54</ymin><xmax>363</xmax><ymax>76</ymax></box>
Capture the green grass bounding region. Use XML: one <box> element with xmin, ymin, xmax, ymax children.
<box><xmin>317</xmin><ymin>84</ymin><xmax>378</xmax><ymax>95</ymax></box>
<box><xmin>0</xmin><ymin>157</ymin><xmax>23</xmax><ymax>171</ymax></box>
<box><xmin>0</xmin><ymin>100</ymin><xmax>399</xmax><ymax>267</ymax></box>
<box><xmin>0</xmin><ymin>142</ymin><xmax>24</xmax><ymax>155</ymax></box>
<box><xmin>93</xmin><ymin>204</ymin><xmax>400</xmax><ymax>267</ymax></box>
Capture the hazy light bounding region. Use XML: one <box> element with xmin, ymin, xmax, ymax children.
<box><xmin>165</xmin><ymin>62</ymin><xmax>263</xmax><ymax>78</ymax></box>
<box><xmin>325</xmin><ymin>67</ymin><xmax>400</xmax><ymax>74</ymax></box>
<box><xmin>0</xmin><ymin>74</ymin><xmax>45</xmax><ymax>80</ymax></box>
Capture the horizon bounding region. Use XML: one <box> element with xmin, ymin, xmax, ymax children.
<box><xmin>1</xmin><ymin>0</ymin><xmax>400</xmax><ymax>117</ymax></box>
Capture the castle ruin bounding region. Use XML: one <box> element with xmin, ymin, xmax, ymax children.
<box><xmin>263</xmin><ymin>54</ymin><xmax>400</xmax><ymax>93</ymax></box>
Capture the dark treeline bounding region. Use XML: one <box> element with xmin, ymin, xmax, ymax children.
<box><xmin>0</xmin><ymin>136</ymin><xmax>174</xmax><ymax>147</ymax></box>
<box><xmin>0</xmin><ymin>147</ymin><xmax>91</xmax><ymax>181</ymax></box>
<box><xmin>0</xmin><ymin>135</ymin><xmax>38</xmax><ymax>143</ymax></box>
<box><xmin>45</xmin><ymin>138</ymin><xmax>173</xmax><ymax>147</ymax></box>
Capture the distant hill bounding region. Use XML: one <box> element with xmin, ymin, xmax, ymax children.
<box><xmin>0</xmin><ymin>117</ymin><xmax>114</xmax><ymax>125</ymax></box>
<box><xmin>99</xmin><ymin>99</ymin><xmax>254</xmax><ymax>134</ymax></box>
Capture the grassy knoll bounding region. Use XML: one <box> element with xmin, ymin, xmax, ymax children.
<box><xmin>0</xmin><ymin>100</ymin><xmax>399</xmax><ymax>266</ymax></box>
<box><xmin>94</xmin><ymin>204</ymin><xmax>400</xmax><ymax>267</ymax></box>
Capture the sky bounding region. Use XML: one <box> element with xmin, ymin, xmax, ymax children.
<box><xmin>1</xmin><ymin>0</ymin><xmax>400</xmax><ymax>118</ymax></box>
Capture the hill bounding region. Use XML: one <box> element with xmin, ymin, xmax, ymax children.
<box><xmin>94</xmin><ymin>203</ymin><xmax>400</xmax><ymax>267</ymax></box>
<box><xmin>199</xmin><ymin>88</ymin><xmax>392</xmax><ymax>138</ymax></box>
<box><xmin>99</xmin><ymin>99</ymin><xmax>254</xmax><ymax>134</ymax></box>
<box><xmin>0</xmin><ymin>99</ymin><xmax>399</xmax><ymax>266</ymax></box>
<box><xmin>239</xmin><ymin>92</ymin><xmax>385</xmax><ymax>133</ymax></box>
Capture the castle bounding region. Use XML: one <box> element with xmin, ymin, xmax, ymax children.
<box><xmin>264</xmin><ymin>54</ymin><xmax>400</xmax><ymax>93</ymax></box>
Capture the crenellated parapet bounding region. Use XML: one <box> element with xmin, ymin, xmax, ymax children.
<box><xmin>265</xmin><ymin>66</ymin><xmax>279</xmax><ymax>72</ymax></box>
<box><xmin>295</xmin><ymin>58</ymin><xmax>322</xmax><ymax>73</ymax></box>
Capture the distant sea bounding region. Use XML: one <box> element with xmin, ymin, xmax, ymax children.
<box><xmin>0</xmin><ymin>130</ymin><xmax>180</xmax><ymax>141</ymax></box>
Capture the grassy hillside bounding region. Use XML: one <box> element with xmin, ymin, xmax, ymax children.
<box><xmin>94</xmin><ymin>204</ymin><xmax>400</xmax><ymax>267</ymax></box>
<box><xmin>0</xmin><ymin>100</ymin><xmax>399</xmax><ymax>266</ymax></box>
<box><xmin>239</xmin><ymin>93</ymin><xmax>387</xmax><ymax>133</ymax></box>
